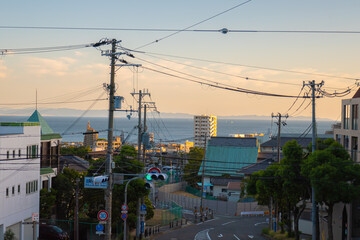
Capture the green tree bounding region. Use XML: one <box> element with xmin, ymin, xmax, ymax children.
<box><xmin>61</xmin><ymin>145</ymin><xmax>91</xmax><ymax>159</ymax></box>
<box><xmin>184</xmin><ymin>147</ymin><xmax>203</xmax><ymax>188</ymax></box>
<box><xmin>302</xmin><ymin>139</ymin><xmax>360</xmax><ymax>240</ymax></box>
<box><xmin>280</xmin><ymin>140</ymin><xmax>310</xmax><ymax>240</ymax></box>
<box><xmin>40</xmin><ymin>188</ymin><xmax>57</xmax><ymax>219</ymax></box>
<box><xmin>53</xmin><ymin>168</ymin><xmax>85</xmax><ymax>219</ymax></box>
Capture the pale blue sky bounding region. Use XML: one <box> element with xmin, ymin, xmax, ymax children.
<box><xmin>1</xmin><ymin>0</ymin><xmax>360</xmax><ymax>120</ymax></box>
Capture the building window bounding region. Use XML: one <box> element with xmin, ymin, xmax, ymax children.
<box><xmin>352</xmin><ymin>137</ymin><xmax>358</xmax><ymax>161</ymax></box>
<box><xmin>18</xmin><ymin>184</ymin><xmax>20</xmax><ymax>193</ymax></box>
<box><xmin>6</xmin><ymin>188</ymin><xmax>9</xmax><ymax>197</ymax></box>
<box><xmin>353</xmin><ymin>104</ymin><xmax>359</xmax><ymax>130</ymax></box>
<box><xmin>26</xmin><ymin>180</ymin><xmax>38</xmax><ymax>195</ymax></box>
<box><xmin>13</xmin><ymin>150</ymin><xmax>15</xmax><ymax>158</ymax></box>
<box><xmin>12</xmin><ymin>186</ymin><xmax>15</xmax><ymax>195</ymax></box>
<box><xmin>6</xmin><ymin>151</ymin><xmax>9</xmax><ymax>159</ymax></box>
<box><xmin>18</xmin><ymin>149</ymin><xmax>21</xmax><ymax>157</ymax></box>
<box><xmin>336</xmin><ymin>134</ymin><xmax>341</xmax><ymax>144</ymax></box>
<box><xmin>344</xmin><ymin>135</ymin><xmax>349</xmax><ymax>150</ymax></box>
<box><xmin>344</xmin><ymin>105</ymin><xmax>350</xmax><ymax>129</ymax></box>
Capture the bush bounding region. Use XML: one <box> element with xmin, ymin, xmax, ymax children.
<box><xmin>262</xmin><ymin>228</ymin><xmax>270</xmax><ymax>235</ymax></box>
<box><xmin>4</xmin><ymin>229</ymin><xmax>15</xmax><ymax>240</ymax></box>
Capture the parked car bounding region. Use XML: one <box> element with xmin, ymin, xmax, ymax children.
<box><xmin>39</xmin><ymin>224</ymin><xmax>69</xmax><ymax>240</ymax></box>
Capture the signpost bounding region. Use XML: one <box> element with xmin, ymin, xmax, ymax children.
<box><xmin>96</xmin><ymin>224</ymin><xmax>104</xmax><ymax>235</ymax></box>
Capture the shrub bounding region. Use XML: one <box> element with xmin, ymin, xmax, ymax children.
<box><xmin>262</xmin><ymin>228</ymin><xmax>270</xmax><ymax>235</ymax></box>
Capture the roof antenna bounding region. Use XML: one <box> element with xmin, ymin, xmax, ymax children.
<box><xmin>36</xmin><ymin>89</ymin><xmax>38</xmax><ymax>110</ymax></box>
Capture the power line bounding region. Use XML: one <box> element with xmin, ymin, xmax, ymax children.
<box><xmin>2</xmin><ymin>26</ymin><xmax>360</xmax><ymax>35</ymax></box>
<box><xmin>135</xmin><ymin>0</ymin><xmax>253</xmax><ymax>50</ymax></box>
<box><xmin>131</xmin><ymin>50</ymin><xmax>360</xmax><ymax>82</ymax></box>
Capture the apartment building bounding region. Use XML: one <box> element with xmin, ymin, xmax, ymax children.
<box><xmin>194</xmin><ymin>115</ymin><xmax>217</xmax><ymax>147</ymax></box>
<box><xmin>0</xmin><ymin>122</ymin><xmax>41</xmax><ymax>240</ymax></box>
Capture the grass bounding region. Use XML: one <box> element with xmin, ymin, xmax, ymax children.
<box><xmin>262</xmin><ymin>229</ymin><xmax>295</xmax><ymax>240</ymax></box>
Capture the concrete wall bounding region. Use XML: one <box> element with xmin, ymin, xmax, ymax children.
<box><xmin>158</xmin><ymin>182</ymin><xmax>258</xmax><ymax>216</ymax></box>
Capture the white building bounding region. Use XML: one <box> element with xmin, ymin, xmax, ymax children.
<box><xmin>194</xmin><ymin>115</ymin><xmax>217</xmax><ymax>147</ymax></box>
<box><xmin>0</xmin><ymin>122</ymin><xmax>41</xmax><ymax>240</ymax></box>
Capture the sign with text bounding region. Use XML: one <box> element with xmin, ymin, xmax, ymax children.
<box><xmin>84</xmin><ymin>177</ymin><xmax>108</xmax><ymax>189</ymax></box>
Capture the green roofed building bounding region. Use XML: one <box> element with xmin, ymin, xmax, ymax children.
<box><xmin>27</xmin><ymin>110</ymin><xmax>62</xmax><ymax>191</ymax></box>
<box><xmin>198</xmin><ymin>137</ymin><xmax>259</xmax><ymax>199</ymax></box>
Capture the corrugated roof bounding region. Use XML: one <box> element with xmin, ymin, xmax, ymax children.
<box><xmin>237</xmin><ymin>159</ymin><xmax>274</xmax><ymax>175</ymax></box>
<box><xmin>27</xmin><ymin>110</ymin><xmax>61</xmax><ymax>139</ymax></box>
<box><xmin>261</xmin><ymin>137</ymin><xmax>312</xmax><ymax>148</ymax></box>
<box><xmin>208</xmin><ymin>137</ymin><xmax>257</xmax><ymax>147</ymax></box>
<box><xmin>211</xmin><ymin>177</ymin><xmax>242</xmax><ymax>186</ymax></box>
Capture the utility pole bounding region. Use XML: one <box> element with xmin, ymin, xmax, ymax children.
<box><xmin>131</xmin><ymin>89</ymin><xmax>150</xmax><ymax>239</ymax></box>
<box><xmin>74</xmin><ymin>178</ymin><xmax>80</xmax><ymax>240</ymax></box>
<box><xmin>304</xmin><ymin>80</ymin><xmax>324</xmax><ymax>240</ymax></box>
<box><xmin>200</xmin><ymin>135</ymin><xmax>208</xmax><ymax>222</ymax></box>
<box><xmin>271</xmin><ymin>113</ymin><xmax>288</xmax><ymax>163</ymax></box>
<box><xmin>270</xmin><ymin>113</ymin><xmax>288</xmax><ymax>232</ymax></box>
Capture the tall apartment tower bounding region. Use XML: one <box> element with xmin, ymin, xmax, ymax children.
<box><xmin>194</xmin><ymin>115</ymin><xmax>217</xmax><ymax>147</ymax></box>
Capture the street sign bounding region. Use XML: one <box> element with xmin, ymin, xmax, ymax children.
<box><xmin>148</xmin><ymin>167</ymin><xmax>161</xmax><ymax>173</ymax></box>
<box><xmin>84</xmin><ymin>177</ymin><xmax>108</xmax><ymax>189</ymax></box>
<box><xmin>32</xmin><ymin>213</ymin><xmax>39</xmax><ymax>222</ymax></box>
<box><xmin>140</xmin><ymin>204</ymin><xmax>147</xmax><ymax>211</ymax></box>
<box><xmin>96</xmin><ymin>231</ymin><xmax>104</xmax><ymax>235</ymax></box>
<box><xmin>140</xmin><ymin>210</ymin><xmax>147</xmax><ymax>215</ymax></box>
<box><xmin>96</xmin><ymin>224</ymin><xmax>104</xmax><ymax>232</ymax></box>
<box><xmin>121</xmin><ymin>213</ymin><xmax>127</xmax><ymax>220</ymax></box>
<box><xmin>98</xmin><ymin>210</ymin><xmax>109</xmax><ymax>221</ymax></box>
<box><xmin>121</xmin><ymin>204</ymin><xmax>128</xmax><ymax>211</ymax></box>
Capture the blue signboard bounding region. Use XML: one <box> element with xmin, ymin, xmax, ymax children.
<box><xmin>96</xmin><ymin>224</ymin><xmax>104</xmax><ymax>232</ymax></box>
<box><xmin>140</xmin><ymin>204</ymin><xmax>147</xmax><ymax>211</ymax></box>
<box><xmin>84</xmin><ymin>177</ymin><xmax>108</xmax><ymax>189</ymax></box>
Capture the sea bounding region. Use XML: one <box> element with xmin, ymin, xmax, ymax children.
<box><xmin>0</xmin><ymin>115</ymin><xmax>335</xmax><ymax>144</ymax></box>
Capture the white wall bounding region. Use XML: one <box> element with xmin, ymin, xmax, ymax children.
<box><xmin>0</xmin><ymin>125</ymin><xmax>40</xmax><ymax>240</ymax></box>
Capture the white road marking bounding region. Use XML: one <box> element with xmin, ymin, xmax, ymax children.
<box><xmin>233</xmin><ymin>234</ymin><xmax>241</xmax><ymax>240</ymax></box>
<box><xmin>197</xmin><ymin>222</ymin><xmax>204</xmax><ymax>225</ymax></box>
<box><xmin>254</xmin><ymin>222</ymin><xmax>268</xmax><ymax>226</ymax></box>
<box><xmin>194</xmin><ymin>228</ymin><xmax>214</xmax><ymax>240</ymax></box>
<box><xmin>248</xmin><ymin>235</ymin><xmax>254</xmax><ymax>239</ymax></box>
<box><xmin>222</xmin><ymin>221</ymin><xmax>236</xmax><ymax>226</ymax></box>
<box><xmin>218</xmin><ymin>234</ymin><xmax>223</xmax><ymax>238</ymax></box>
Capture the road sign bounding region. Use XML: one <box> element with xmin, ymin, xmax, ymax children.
<box><xmin>98</xmin><ymin>210</ymin><xmax>109</xmax><ymax>221</ymax></box>
<box><xmin>84</xmin><ymin>177</ymin><xmax>108</xmax><ymax>189</ymax></box>
<box><xmin>32</xmin><ymin>213</ymin><xmax>39</xmax><ymax>222</ymax></box>
<box><xmin>140</xmin><ymin>204</ymin><xmax>147</xmax><ymax>211</ymax></box>
<box><xmin>121</xmin><ymin>213</ymin><xmax>127</xmax><ymax>220</ymax></box>
<box><xmin>96</xmin><ymin>224</ymin><xmax>104</xmax><ymax>232</ymax></box>
<box><xmin>121</xmin><ymin>204</ymin><xmax>128</xmax><ymax>211</ymax></box>
<box><xmin>148</xmin><ymin>167</ymin><xmax>161</xmax><ymax>173</ymax></box>
<box><xmin>140</xmin><ymin>210</ymin><xmax>147</xmax><ymax>215</ymax></box>
<box><xmin>96</xmin><ymin>231</ymin><xmax>104</xmax><ymax>235</ymax></box>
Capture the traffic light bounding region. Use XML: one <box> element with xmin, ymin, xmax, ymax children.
<box><xmin>145</xmin><ymin>173</ymin><xmax>168</xmax><ymax>181</ymax></box>
<box><xmin>144</xmin><ymin>181</ymin><xmax>153</xmax><ymax>189</ymax></box>
<box><xmin>94</xmin><ymin>176</ymin><xmax>109</xmax><ymax>184</ymax></box>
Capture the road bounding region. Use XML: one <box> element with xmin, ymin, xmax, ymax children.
<box><xmin>154</xmin><ymin>215</ymin><xmax>268</xmax><ymax>240</ymax></box>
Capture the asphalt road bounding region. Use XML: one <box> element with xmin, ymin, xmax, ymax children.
<box><xmin>154</xmin><ymin>215</ymin><xmax>268</xmax><ymax>240</ymax></box>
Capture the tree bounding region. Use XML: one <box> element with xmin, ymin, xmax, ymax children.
<box><xmin>60</xmin><ymin>145</ymin><xmax>91</xmax><ymax>159</ymax></box>
<box><xmin>280</xmin><ymin>140</ymin><xmax>310</xmax><ymax>239</ymax></box>
<box><xmin>40</xmin><ymin>188</ymin><xmax>57</xmax><ymax>219</ymax></box>
<box><xmin>53</xmin><ymin>168</ymin><xmax>85</xmax><ymax>219</ymax></box>
<box><xmin>183</xmin><ymin>147</ymin><xmax>203</xmax><ymax>188</ymax></box>
<box><xmin>302</xmin><ymin>139</ymin><xmax>360</xmax><ymax>240</ymax></box>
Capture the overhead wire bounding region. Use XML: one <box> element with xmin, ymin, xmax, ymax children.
<box><xmin>134</xmin><ymin>0</ymin><xmax>253</xmax><ymax>50</ymax></box>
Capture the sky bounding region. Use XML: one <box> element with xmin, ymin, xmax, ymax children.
<box><xmin>1</xmin><ymin>0</ymin><xmax>360</xmax><ymax>121</ymax></box>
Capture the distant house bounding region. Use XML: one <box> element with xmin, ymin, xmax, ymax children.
<box><xmin>198</xmin><ymin>137</ymin><xmax>259</xmax><ymax>198</ymax></box>
<box><xmin>27</xmin><ymin>110</ymin><xmax>62</xmax><ymax>191</ymax></box>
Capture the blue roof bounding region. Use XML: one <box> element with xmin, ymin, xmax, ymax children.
<box><xmin>199</xmin><ymin>137</ymin><xmax>259</xmax><ymax>177</ymax></box>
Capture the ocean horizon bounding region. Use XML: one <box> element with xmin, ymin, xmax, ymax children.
<box><xmin>0</xmin><ymin>115</ymin><xmax>335</xmax><ymax>144</ymax></box>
